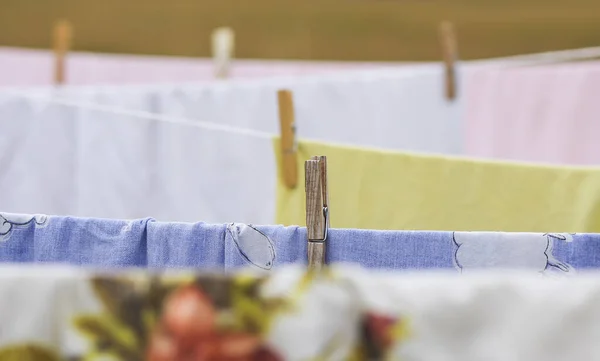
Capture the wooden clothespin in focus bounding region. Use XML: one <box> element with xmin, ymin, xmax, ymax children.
<box><xmin>305</xmin><ymin>156</ymin><xmax>329</xmax><ymax>270</ymax></box>
<box><xmin>439</xmin><ymin>21</ymin><xmax>458</xmax><ymax>101</ymax></box>
<box><xmin>53</xmin><ymin>19</ymin><xmax>72</xmax><ymax>86</ymax></box>
<box><xmin>211</xmin><ymin>27</ymin><xmax>235</xmax><ymax>79</ymax></box>
<box><xmin>277</xmin><ymin>89</ymin><xmax>298</xmax><ymax>189</ymax></box>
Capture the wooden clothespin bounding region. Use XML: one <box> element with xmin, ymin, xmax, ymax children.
<box><xmin>277</xmin><ymin>89</ymin><xmax>298</xmax><ymax>189</ymax></box>
<box><xmin>305</xmin><ymin>155</ymin><xmax>329</xmax><ymax>270</ymax></box>
<box><xmin>439</xmin><ymin>21</ymin><xmax>458</xmax><ymax>101</ymax></box>
<box><xmin>211</xmin><ymin>27</ymin><xmax>235</xmax><ymax>79</ymax></box>
<box><xmin>53</xmin><ymin>19</ymin><xmax>72</xmax><ymax>86</ymax></box>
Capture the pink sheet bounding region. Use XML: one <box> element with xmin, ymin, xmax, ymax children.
<box><xmin>465</xmin><ymin>62</ymin><xmax>600</xmax><ymax>166</ymax></box>
<box><xmin>0</xmin><ymin>47</ymin><xmax>412</xmax><ymax>86</ymax></box>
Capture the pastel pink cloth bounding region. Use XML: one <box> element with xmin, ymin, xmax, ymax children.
<box><xmin>0</xmin><ymin>46</ymin><xmax>410</xmax><ymax>86</ymax></box>
<box><xmin>465</xmin><ymin>62</ymin><xmax>600</xmax><ymax>166</ymax></box>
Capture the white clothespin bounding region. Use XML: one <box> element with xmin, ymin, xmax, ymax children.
<box><xmin>305</xmin><ymin>156</ymin><xmax>329</xmax><ymax>270</ymax></box>
<box><xmin>211</xmin><ymin>27</ymin><xmax>235</xmax><ymax>79</ymax></box>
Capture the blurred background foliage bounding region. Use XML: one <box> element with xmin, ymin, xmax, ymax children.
<box><xmin>1</xmin><ymin>0</ymin><xmax>599</xmax><ymax>61</ymax></box>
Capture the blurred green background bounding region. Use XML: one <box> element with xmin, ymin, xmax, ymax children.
<box><xmin>1</xmin><ymin>0</ymin><xmax>598</xmax><ymax>61</ymax></box>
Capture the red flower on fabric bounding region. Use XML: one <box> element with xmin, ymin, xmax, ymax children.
<box><xmin>146</xmin><ymin>285</ymin><xmax>282</xmax><ymax>361</ymax></box>
<box><xmin>364</xmin><ymin>313</ymin><xmax>397</xmax><ymax>350</ymax></box>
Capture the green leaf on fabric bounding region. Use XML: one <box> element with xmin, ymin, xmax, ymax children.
<box><xmin>90</xmin><ymin>278</ymin><xmax>147</xmax><ymax>340</ymax></box>
<box><xmin>0</xmin><ymin>344</ymin><xmax>62</xmax><ymax>361</ymax></box>
<box><xmin>73</xmin><ymin>315</ymin><xmax>142</xmax><ymax>361</ymax></box>
<box><xmin>227</xmin><ymin>274</ymin><xmax>295</xmax><ymax>337</ymax></box>
<box><xmin>147</xmin><ymin>277</ymin><xmax>179</xmax><ymax>315</ymax></box>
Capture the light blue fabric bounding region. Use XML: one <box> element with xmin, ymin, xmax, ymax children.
<box><xmin>0</xmin><ymin>213</ymin><xmax>596</xmax><ymax>275</ymax></box>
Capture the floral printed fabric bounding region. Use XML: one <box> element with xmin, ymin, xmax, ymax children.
<box><xmin>1</xmin><ymin>264</ymin><xmax>599</xmax><ymax>361</ymax></box>
<box><xmin>0</xmin><ymin>265</ymin><xmax>381</xmax><ymax>361</ymax></box>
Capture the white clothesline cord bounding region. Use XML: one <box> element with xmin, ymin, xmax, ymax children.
<box><xmin>5</xmin><ymin>90</ymin><xmax>274</xmax><ymax>140</ymax></box>
<box><xmin>6</xmin><ymin>78</ymin><xmax>600</xmax><ymax>167</ymax></box>
<box><xmin>469</xmin><ymin>46</ymin><xmax>600</xmax><ymax>67</ymax></box>
<box><xmin>3</xmin><ymin>89</ymin><xmax>381</xmax><ymax>151</ymax></box>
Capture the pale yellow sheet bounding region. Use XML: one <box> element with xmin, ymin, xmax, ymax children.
<box><xmin>274</xmin><ymin>138</ymin><xmax>600</xmax><ymax>232</ymax></box>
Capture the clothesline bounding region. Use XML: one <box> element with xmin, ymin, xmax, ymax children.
<box><xmin>2</xmin><ymin>89</ymin><xmax>439</xmax><ymax>155</ymax></box>
<box><xmin>4</xmin><ymin>89</ymin><xmax>397</xmax><ymax>152</ymax></box>
<box><xmin>4</xmin><ymin>58</ymin><xmax>600</xmax><ymax>234</ymax></box>
<box><xmin>469</xmin><ymin>45</ymin><xmax>600</xmax><ymax>67</ymax></box>
<box><xmin>5</xmin><ymin>88</ymin><xmax>600</xmax><ymax>168</ymax></box>
<box><xmin>0</xmin><ymin>211</ymin><xmax>588</xmax><ymax>273</ymax></box>
<box><xmin>4</xmin><ymin>90</ymin><xmax>274</xmax><ymax>140</ymax></box>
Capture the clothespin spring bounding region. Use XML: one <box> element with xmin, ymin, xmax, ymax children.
<box><xmin>283</xmin><ymin>123</ymin><xmax>298</xmax><ymax>155</ymax></box>
<box><xmin>309</xmin><ymin>206</ymin><xmax>329</xmax><ymax>243</ymax></box>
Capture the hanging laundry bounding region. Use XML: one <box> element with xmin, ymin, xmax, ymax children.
<box><xmin>0</xmin><ymin>45</ymin><xmax>397</xmax><ymax>86</ymax></box>
<box><xmin>0</xmin><ymin>94</ymin><xmax>277</xmax><ymax>224</ymax></box>
<box><xmin>2</xmin><ymin>212</ymin><xmax>600</xmax><ymax>274</ymax></box>
<box><xmin>339</xmin><ymin>266</ymin><xmax>600</xmax><ymax>361</ymax></box>
<box><xmin>465</xmin><ymin>62</ymin><xmax>600</xmax><ymax>165</ymax></box>
<box><xmin>0</xmin><ymin>264</ymin><xmax>361</xmax><ymax>361</ymax></box>
<box><xmin>0</xmin><ymin>63</ymin><xmax>462</xmax><ymax>225</ymax></box>
<box><xmin>155</xmin><ymin>65</ymin><xmax>464</xmax><ymax>154</ymax></box>
<box><xmin>36</xmin><ymin>63</ymin><xmax>464</xmax><ymax>154</ymax></box>
<box><xmin>274</xmin><ymin>139</ymin><xmax>600</xmax><ymax>232</ymax></box>
<box><xmin>0</xmin><ymin>213</ymin><xmax>291</xmax><ymax>269</ymax></box>
<box><xmin>0</xmin><ymin>264</ymin><xmax>600</xmax><ymax>360</ymax></box>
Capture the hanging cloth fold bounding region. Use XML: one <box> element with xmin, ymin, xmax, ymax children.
<box><xmin>274</xmin><ymin>138</ymin><xmax>600</xmax><ymax>232</ymax></box>
<box><xmin>3</xmin><ymin>212</ymin><xmax>600</xmax><ymax>275</ymax></box>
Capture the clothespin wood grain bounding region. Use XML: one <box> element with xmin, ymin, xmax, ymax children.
<box><xmin>439</xmin><ymin>21</ymin><xmax>458</xmax><ymax>101</ymax></box>
<box><xmin>53</xmin><ymin>19</ymin><xmax>72</xmax><ymax>86</ymax></box>
<box><xmin>305</xmin><ymin>155</ymin><xmax>329</xmax><ymax>270</ymax></box>
<box><xmin>278</xmin><ymin>89</ymin><xmax>298</xmax><ymax>189</ymax></box>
